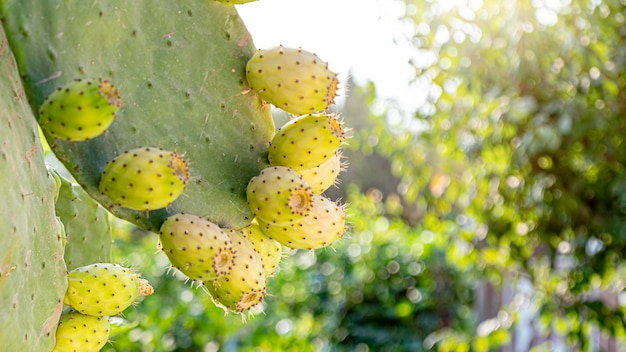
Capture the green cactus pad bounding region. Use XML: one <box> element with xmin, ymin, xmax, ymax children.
<box><xmin>257</xmin><ymin>194</ymin><xmax>346</xmax><ymax>250</ymax></box>
<box><xmin>0</xmin><ymin>26</ymin><xmax>67</xmax><ymax>351</ymax></box>
<box><xmin>268</xmin><ymin>113</ymin><xmax>345</xmax><ymax>171</ymax></box>
<box><xmin>232</xmin><ymin>219</ymin><xmax>282</xmax><ymax>277</ymax></box>
<box><xmin>52</xmin><ymin>309</ymin><xmax>110</xmax><ymax>352</ymax></box>
<box><xmin>158</xmin><ymin>213</ymin><xmax>235</xmax><ymax>284</ymax></box>
<box><xmin>246</xmin><ymin>166</ymin><xmax>314</xmax><ymax>225</ymax></box>
<box><xmin>38</xmin><ymin>79</ymin><xmax>121</xmax><ymax>142</ymax></box>
<box><xmin>99</xmin><ymin>147</ymin><xmax>190</xmax><ymax>211</ymax></box>
<box><xmin>53</xmin><ymin>169</ymin><xmax>112</xmax><ymax>271</ymax></box>
<box><xmin>64</xmin><ymin>263</ymin><xmax>153</xmax><ymax>317</ymax></box>
<box><xmin>206</xmin><ymin>230</ymin><xmax>266</xmax><ymax>313</ymax></box>
<box><xmin>0</xmin><ymin>0</ymin><xmax>274</xmax><ymax>232</ymax></box>
<box><xmin>246</xmin><ymin>45</ymin><xmax>339</xmax><ymax>115</ymax></box>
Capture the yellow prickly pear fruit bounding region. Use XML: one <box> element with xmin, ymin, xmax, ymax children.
<box><xmin>159</xmin><ymin>213</ymin><xmax>235</xmax><ymax>284</ymax></box>
<box><xmin>230</xmin><ymin>219</ymin><xmax>282</xmax><ymax>277</ymax></box>
<box><xmin>39</xmin><ymin>78</ymin><xmax>121</xmax><ymax>141</ymax></box>
<box><xmin>64</xmin><ymin>263</ymin><xmax>153</xmax><ymax>317</ymax></box>
<box><xmin>297</xmin><ymin>152</ymin><xmax>344</xmax><ymax>194</ymax></box>
<box><xmin>52</xmin><ymin>309</ymin><xmax>110</xmax><ymax>352</ymax></box>
<box><xmin>206</xmin><ymin>230</ymin><xmax>267</xmax><ymax>313</ymax></box>
<box><xmin>257</xmin><ymin>194</ymin><xmax>346</xmax><ymax>250</ymax></box>
<box><xmin>246</xmin><ymin>45</ymin><xmax>339</xmax><ymax>115</ymax></box>
<box><xmin>268</xmin><ymin>113</ymin><xmax>345</xmax><ymax>171</ymax></box>
<box><xmin>246</xmin><ymin>166</ymin><xmax>314</xmax><ymax>225</ymax></box>
<box><xmin>99</xmin><ymin>147</ymin><xmax>190</xmax><ymax>211</ymax></box>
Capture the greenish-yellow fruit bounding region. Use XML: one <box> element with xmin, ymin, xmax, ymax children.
<box><xmin>99</xmin><ymin>147</ymin><xmax>190</xmax><ymax>211</ymax></box>
<box><xmin>230</xmin><ymin>219</ymin><xmax>282</xmax><ymax>277</ymax></box>
<box><xmin>39</xmin><ymin>79</ymin><xmax>121</xmax><ymax>141</ymax></box>
<box><xmin>207</xmin><ymin>230</ymin><xmax>267</xmax><ymax>313</ymax></box>
<box><xmin>246</xmin><ymin>166</ymin><xmax>314</xmax><ymax>225</ymax></box>
<box><xmin>246</xmin><ymin>45</ymin><xmax>339</xmax><ymax>115</ymax></box>
<box><xmin>297</xmin><ymin>152</ymin><xmax>343</xmax><ymax>194</ymax></box>
<box><xmin>52</xmin><ymin>309</ymin><xmax>110</xmax><ymax>352</ymax></box>
<box><xmin>64</xmin><ymin>263</ymin><xmax>153</xmax><ymax>317</ymax></box>
<box><xmin>257</xmin><ymin>194</ymin><xmax>346</xmax><ymax>250</ymax></box>
<box><xmin>159</xmin><ymin>213</ymin><xmax>235</xmax><ymax>283</ymax></box>
<box><xmin>268</xmin><ymin>113</ymin><xmax>345</xmax><ymax>171</ymax></box>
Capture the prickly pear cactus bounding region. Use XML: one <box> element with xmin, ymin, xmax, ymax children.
<box><xmin>0</xmin><ymin>25</ymin><xmax>67</xmax><ymax>351</ymax></box>
<box><xmin>53</xmin><ymin>169</ymin><xmax>112</xmax><ymax>271</ymax></box>
<box><xmin>0</xmin><ymin>0</ymin><xmax>275</xmax><ymax>232</ymax></box>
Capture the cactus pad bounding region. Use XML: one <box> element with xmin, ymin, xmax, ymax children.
<box><xmin>0</xmin><ymin>0</ymin><xmax>275</xmax><ymax>232</ymax></box>
<box><xmin>0</xmin><ymin>25</ymin><xmax>67</xmax><ymax>351</ymax></box>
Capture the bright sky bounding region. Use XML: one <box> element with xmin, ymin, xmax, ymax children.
<box><xmin>237</xmin><ymin>0</ymin><xmax>426</xmax><ymax>118</ymax></box>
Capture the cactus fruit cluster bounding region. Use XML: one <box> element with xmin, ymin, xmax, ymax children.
<box><xmin>1</xmin><ymin>0</ymin><xmax>351</xmax><ymax>349</ymax></box>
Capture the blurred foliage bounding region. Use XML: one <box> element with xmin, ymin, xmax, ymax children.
<box><xmin>102</xmin><ymin>0</ymin><xmax>626</xmax><ymax>351</ymax></box>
